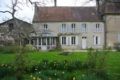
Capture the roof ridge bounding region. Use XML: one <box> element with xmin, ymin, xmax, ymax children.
<box><xmin>37</xmin><ymin>6</ymin><xmax>96</xmax><ymax>8</ymax></box>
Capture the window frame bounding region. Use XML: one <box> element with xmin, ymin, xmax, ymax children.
<box><xmin>71</xmin><ymin>24</ymin><xmax>76</xmax><ymax>32</ymax></box>
<box><xmin>8</xmin><ymin>23</ymin><xmax>14</xmax><ymax>31</ymax></box>
<box><xmin>61</xmin><ymin>24</ymin><xmax>66</xmax><ymax>32</ymax></box>
<box><xmin>94</xmin><ymin>35</ymin><xmax>101</xmax><ymax>45</ymax></box>
<box><xmin>61</xmin><ymin>36</ymin><xmax>66</xmax><ymax>45</ymax></box>
<box><xmin>71</xmin><ymin>36</ymin><xmax>76</xmax><ymax>45</ymax></box>
<box><xmin>43</xmin><ymin>24</ymin><xmax>48</xmax><ymax>30</ymax></box>
<box><xmin>96</xmin><ymin>24</ymin><xmax>100</xmax><ymax>32</ymax></box>
<box><xmin>81</xmin><ymin>23</ymin><xmax>87</xmax><ymax>32</ymax></box>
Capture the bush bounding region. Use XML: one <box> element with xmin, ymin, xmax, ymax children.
<box><xmin>0</xmin><ymin>45</ymin><xmax>20</xmax><ymax>54</ymax></box>
<box><xmin>114</xmin><ymin>43</ymin><xmax>120</xmax><ymax>51</ymax></box>
<box><xmin>0</xmin><ymin>64</ymin><xmax>15</xmax><ymax>78</ymax></box>
<box><xmin>59</xmin><ymin>52</ymin><xmax>72</xmax><ymax>56</ymax></box>
<box><xmin>95</xmin><ymin>69</ymin><xmax>108</xmax><ymax>80</ymax></box>
<box><xmin>25</xmin><ymin>44</ymin><xmax>36</xmax><ymax>52</ymax></box>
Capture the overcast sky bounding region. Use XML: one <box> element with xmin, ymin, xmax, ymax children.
<box><xmin>0</xmin><ymin>0</ymin><xmax>96</xmax><ymax>23</ymax></box>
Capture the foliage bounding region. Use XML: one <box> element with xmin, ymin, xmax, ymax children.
<box><xmin>25</xmin><ymin>44</ymin><xmax>37</xmax><ymax>52</ymax></box>
<box><xmin>0</xmin><ymin>64</ymin><xmax>15</xmax><ymax>79</ymax></box>
<box><xmin>14</xmin><ymin>46</ymin><xmax>29</xmax><ymax>80</ymax></box>
<box><xmin>59</xmin><ymin>51</ymin><xmax>72</xmax><ymax>56</ymax></box>
<box><xmin>0</xmin><ymin>51</ymin><xmax>120</xmax><ymax>80</ymax></box>
<box><xmin>86</xmin><ymin>48</ymin><xmax>109</xmax><ymax>80</ymax></box>
<box><xmin>29</xmin><ymin>70</ymin><xmax>105</xmax><ymax>80</ymax></box>
<box><xmin>114</xmin><ymin>43</ymin><xmax>120</xmax><ymax>51</ymax></box>
<box><xmin>0</xmin><ymin>45</ymin><xmax>20</xmax><ymax>54</ymax></box>
<box><xmin>86</xmin><ymin>48</ymin><xmax>97</xmax><ymax>69</ymax></box>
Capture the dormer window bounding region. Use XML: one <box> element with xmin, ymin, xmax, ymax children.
<box><xmin>9</xmin><ymin>23</ymin><xmax>14</xmax><ymax>31</ymax></box>
<box><xmin>44</xmin><ymin>24</ymin><xmax>48</xmax><ymax>30</ymax></box>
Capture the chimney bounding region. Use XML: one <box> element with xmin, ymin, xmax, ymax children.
<box><xmin>54</xmin><ymin>0</ymin><xmax>57</xmax><ymax>7</ymax></box>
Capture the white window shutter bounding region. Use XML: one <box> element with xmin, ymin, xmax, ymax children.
<box><xmin>66</xmin><ymin>36</ymin><xmax>69</xmax><ymax>45</ymax></box>
<box><xmin>65</xmin><ymin>26</ymin><xmax>67</xmax><ymax>33</ymax></box>
<box><xmin>93</xmin><ymin>36</ymin><xmax>96</xmax><ymax>45</ymax></box>
<box><xmin>60</xmin><ymin>36</ymin><xmax>62</xmax><ymax>45</ymax></box>
<box><xmin>80</xmin><ymin>26</ymin><xmax>82</xmax><ymax>32</ymax></box>
<box><xmin>100</xmin><ymin>26</ymin><xmax>102</xmax><ymax>32</ymax></box>
<box><xmin>59</xmin><ymin>27</ymin><xmax>61</xmax><ymax>32</ymax></box>
<box><xmin>98</xmin><ymin>36</ymin><xmax>101</xmax><ymax>45</ymax></box>
<box><xmin>69</xmin><ymin>36</ymin><xmax>71</xmax><ymax>45</ymax></box>
<box><xmin>76</xmin><ymin>36</ymin><xmax>78</xmax><ymax>45</ymax></box>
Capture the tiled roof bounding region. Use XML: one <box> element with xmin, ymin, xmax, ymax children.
<box><xmin>105</xmin><ymin>3</ymin><xmax>120</xmax><ymax>14</ymax></box>
<box><xmin>33</xmin><ymin>7</ymin><xmax>101</xmax><ymax>22</ymax></box>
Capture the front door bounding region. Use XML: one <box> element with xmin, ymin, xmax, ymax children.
<box><xmin>41</xmin><ymin>37</ymin><xmax>47</xmax><ymax>50</ymax></box>
<box><xmin>82</xmin><ymin>37</ymin><xmax>87</xmax><ymax>49</ymax></box>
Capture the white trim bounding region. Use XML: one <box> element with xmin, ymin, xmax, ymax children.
<box><xmin>93</xmin><ymin>35</ymin><xmax>101</xmax><ymax>45</ymax></box>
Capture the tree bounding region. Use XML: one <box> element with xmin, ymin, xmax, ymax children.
<box><xmin>0</xmin><ymin>0</ymin><xmax>31</xmax><ymax>80</ymax></box>
<box><xmin>0</xmin><ymin>0</ymin><xmax>49</xmax><ymax>79</ymax></box>
<box><xmin>0</xmin><ymin>0</ymin><xmax>20</xmax><ymax>19</ymax></box>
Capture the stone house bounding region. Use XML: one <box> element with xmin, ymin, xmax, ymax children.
<box><xmin>96</xmin><ymin>0</ymin><xmax>120</xmax><ymax>48</ymax></box>
<box><xmin>0</xmin><ymin>18</ymin><xmax>33</xmax><ymax>46</ymax></box>
<box><xmin>30</xmin><ymin>7</ymin><xmax>104</xmax><ymax>50</ymax></box>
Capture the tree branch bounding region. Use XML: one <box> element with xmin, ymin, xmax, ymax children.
<box><xmin>0</xmin><ymin>11</ymin><xmax>12</xmax><ymax>14</ymax></box>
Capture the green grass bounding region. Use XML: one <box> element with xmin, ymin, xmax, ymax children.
<box><xmin>0</xmin><ymin>51</ymin><xmax>87</xmax><ymax>65</ymax></box>
<box><xmin>0</xmin><ymin>51</ymin><xmax>120</xmax><ymax>79</ymax></box>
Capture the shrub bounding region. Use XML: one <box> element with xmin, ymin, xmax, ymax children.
<box><xmin>49</xmin><ymin>60</ymin><xmax>59</xmax><ymax>70</ymax></box>
<box><xmin>59</xmin><ymin>52</ymin><xmax>72</xmax><ymax>56</ymax></box>
<box><xmin>67</xmin><ymin>62</ymin><xmax>77</xmax><ymax>72</ymax></box>
<box><xmin>95</xmin><ymin>69</ymin><xmax>109</xmax><ymax>80</ymax></box>
<box><xmin>25</xmin><ymin>44</ymin><xmax>36</xmax><ymax>52</ymax></box>
<box><xmin>114</xmin><ymin>43</ymin><xmax>120</xmax><ymax>51</ymax></box>
<box><xmin>86</xmin><ymin>48</ymin><xmax>97</xmax><ymax>69</ymax></box>
<box><xmin>0</xmin><ymin>45</ymin><xmax>20</xmax><ymax>54</ymax></box>
<box><xmin>0</xmin><ymin>64</ymin><xmax>15</xmax><ymax>78</ymax></box>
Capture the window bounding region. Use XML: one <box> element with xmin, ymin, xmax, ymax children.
<box><xmin>71</xmin><ymin>36</ymin><xmax>76</xmax><ymax>45</ymax></box>
<box><xmin>81</xmin><ymin>24</ymin><xmax>87</xmax><ymax>32</ymax></box>
<box><xmin>94</xmin><ymin>36</ymin><xmax>100</xmax><ymax>45</ymax></box>
<box><xmin>42</xmin><ymin>37</ymin><xmax>46</xmax><ymax>45</ymax></box>
<box><xmin>39</xmin><ymin>38</ymin><xmax>41</xmax><ymax>45</ymax></box>
<box><xmin>96</xmin><ymin>24</ymin><xmax>100</xmax><ymax>32</ymax></box>
<box><xmin>71</xmin><ymin>24</ymin><xmax>75</xmax><ymax>32</ymax></box>
<box><xmin>9</xmin><ymin>23</ymin><xmax>14</xmax><ymax>31</ymax></box>
<box><xmin>61</xmin><ymin>24</ymin><xmax>66</xmax><ymax>32</ymax></box>
<box><xmin>62</xmin><ymin>37</ymin><xmax>66</xmax><ymax>45</ymax></box>
<box><xmin>44</xmin><ymin>24</ymin><xmax>48</xmax><ymax>30</ymax></box>
<box><xmin>96</xmin><ymin>36</ymin><xmax>98</xmax><ymax>45</ymax></box>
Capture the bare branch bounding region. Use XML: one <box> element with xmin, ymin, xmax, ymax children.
<box><xmin>28</xmin><ymin>0</ymin><xmax>33</xmax><ymax>4</ymax></box>
<box><xmin>82</xmin><ymin>0</ymin><xmax>94</xmax><ymax>6</ymax></box>
<box><xmin>0</xmin><ymin>11</ymin><xmax>12</xmax><ymax>14</ymax></box>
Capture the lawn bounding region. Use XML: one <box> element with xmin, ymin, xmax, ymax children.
<box><xmin>0</xmin><ymin>51</ymin><xmax>120</xmax><ymax>80</ymax></box>
<box><xmin>0</xmin><ymin>51</ymin><xmax>87</xmax><ymax>65</ymax></box>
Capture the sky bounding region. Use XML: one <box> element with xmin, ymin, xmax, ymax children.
<box><xmin>0</xmin><ymin>0</ymin><xmax>96</xmax><ymax>23</ymax></box>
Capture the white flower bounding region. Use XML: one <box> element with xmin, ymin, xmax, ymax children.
<box><xmin>73</xmin><ymin>77</ymin><xmax>76</xmax><ymax>80</ymax></box>
<box><xmin>30</xmin><ymin>75</ymin><xmax>33</xmax><ymax>78</ymax></box>
<box><xmin>33</xmin><ymin>77</ymin><xmax>36</xmax><ymax>80</ymax></box>
<box><xmin>82</xmin><ymin>74</ymin><xmax>85</xmax><ymax>77</ymax></box>
<box><xmin>39</xmin><ymin>71</ymin><xmax>41</xmax><ymax>74</ymax></box>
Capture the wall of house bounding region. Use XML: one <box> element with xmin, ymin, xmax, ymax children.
<box><xmin>33</xmin><ymin>22</ymin><xmax>104</xmax><ymax>50</ymax></box>
<box><xmin>105</xmin><ymin>15</ymin><xmax>120</xmax><ymax>47</ymax></box>
<box><xmin>0</xmin><ymin>24</ymin><xmax>9</xmax><ymax>33</ymax></box>
<box><xmin>0</xmin><ymin>19</ymin><xmax>33</xmax><ymax>46</ymax></box>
